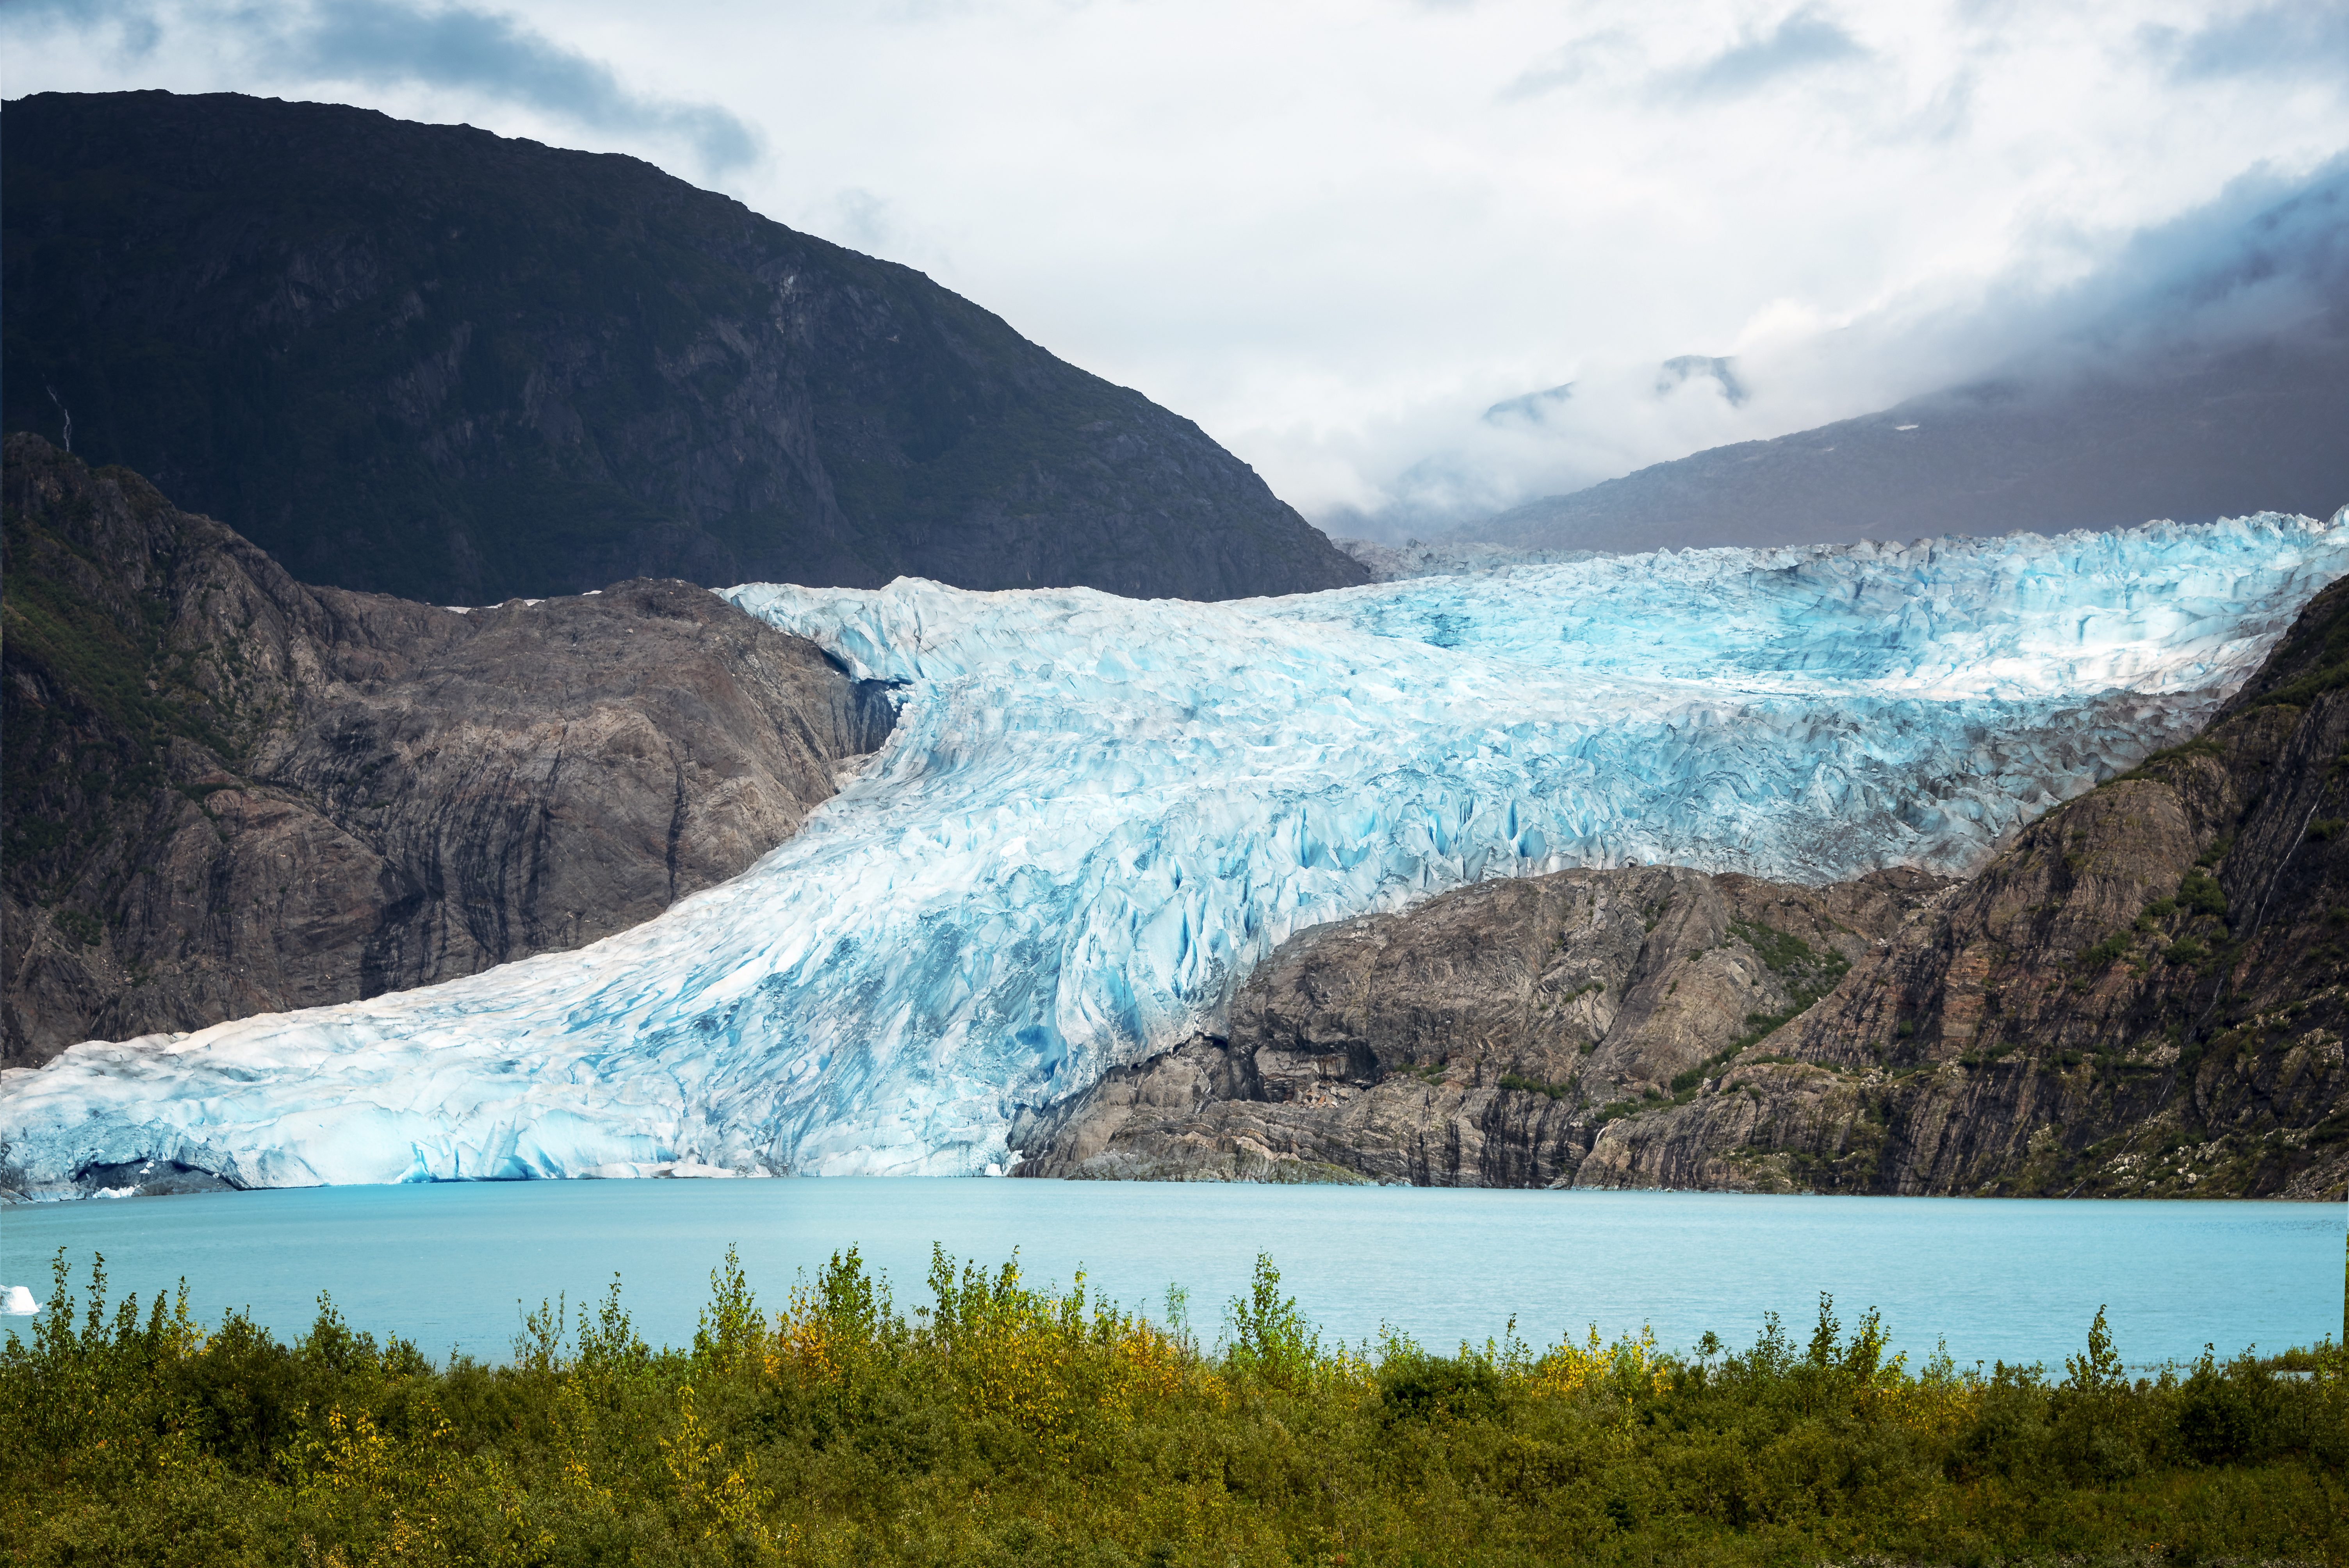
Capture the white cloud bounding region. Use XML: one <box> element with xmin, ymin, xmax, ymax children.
<box><xmin>7</xmin><ymin>0</ymin><xmax>2346</xmax><ymax>535</ymax></box>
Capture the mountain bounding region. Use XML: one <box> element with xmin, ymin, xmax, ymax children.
<box><xmin>1018</xmin><ymin>574</ymin><xmax>2349</xmax><ymax>1201</ymax></box>
<box><xmin>1460</xmin><ymin>328</ymin><xmax>2349</xmax><ymax>554</ymax></box>
<box><xmin>1</xmin><ymin>91</ymin><xmax>1365</xmax><ymax>605</ymax></box>
<box><xmin>7</xmin><ymin>513</ymin><xmax>2342</xmax><ymax>1195</ymax></box>
<box><xmin>1</xmin><ymin>435</ymin><xmax>894</xmax><ymax>1075</ymax></box>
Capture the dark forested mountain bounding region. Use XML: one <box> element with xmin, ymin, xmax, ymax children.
<box><xmin>1461</xmin><ymin>326</ymin><xmax>2349</xmax><ymax>555</ymax></box>
<box><xmin>2</xmin><ymin>91</ymin><xmax>1365</xmax><ymax>604</ymax></box>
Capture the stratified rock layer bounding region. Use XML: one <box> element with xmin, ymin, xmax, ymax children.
<box><xmin>2</xmin><ymin>435</ymin><xmax>893</xmax><ymax>1065</ymax></box>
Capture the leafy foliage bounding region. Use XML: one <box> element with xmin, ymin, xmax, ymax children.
<box><xmin>1497</xmin><ymin>1072</ymin><xmax>1572</xmax><ymax>1099</ymax></box>
<box><xmin>7</xmin><ymin>1248</ymin><xmax>2349</xmax><ymax>1566</ymax></box>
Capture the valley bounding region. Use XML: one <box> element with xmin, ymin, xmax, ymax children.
<box><xmin>5</xmin><ymin>428</ymin><xmax>2343</xmax><ymax>1197</ymax></box>
<box><xmin>4</xmin><ymin>91</ymin><xmax>2345</xmax><ymax>1210</ymax></box>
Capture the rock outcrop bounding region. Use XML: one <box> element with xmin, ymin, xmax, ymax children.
<box><xmin>3</xmin><ymin>435</ymin><xmax>894</xmax><ymax>1065</ymax></box>
<box><xmin>1011</xmin><ymin>865</ymin><xmax>1949</xmax><ymax>1186</ymax></box>
<box><xmin>4</xmin><ymin>91</ymin><xmax>1367</xmax><ymax>605</ymax></box>
<box><xmin>1584</xmin><ymin>577</ymin><xmax>2349</xmax><ymax>1201</ymax></box>
<box><xmin>1017</xmin><ymin>577</ymin><xmax>2349</xmax><ymax>1199</ymax></box>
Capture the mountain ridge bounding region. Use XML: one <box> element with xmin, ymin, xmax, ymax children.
<box><xmin>3</xmin><ymin>90</ymin><xmax>1366</xmax><ymax>605</ymax></box>
<box><xmin>1455</xmin><ymin>327</ymin><xmax>2349</xmax><ymax>555</ymax></box>
<box><xmin>1</xmin><ymin>433</ymin><xmax>894</xmax><ymax>1072</ymax></box>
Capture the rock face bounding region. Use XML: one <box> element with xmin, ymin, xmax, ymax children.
<box><xmin>1586</xmin><ymin>580</ymin><xmax>2349</xmax><ymax>1202</ymax></box>
<box><xmin>2</xmin><ymin>435</ymin><xmax>894</xmax><ymax>1066</ymax></box>
<box><xmin>3</xmin><ymin>91</ymin><xmax>1367</xmax><ymax>606</ymax></box>
<box><xmin>1011</xmin><ymin>865</ymin><xmax>1949</xmax><ymax>1186</ymax></box>
<box><xmin>1017</xmin><ymin>577</ymin><xmax>2349</xmax><ymax>1200</ymax></box>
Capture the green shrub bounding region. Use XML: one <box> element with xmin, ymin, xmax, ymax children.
<box><xmin>1498</xmin><ymin>1072</ymin><xmax>1570</xmax><ymax>1099</ymax></box>
<box><xmin>1378</xmin><ymin>1350</ymin><xmax>1503</xmax><ymax>1424</ymax></box>
<box><xmin>50</xmin><ymin>908</ymin><xmax>102</xmax><ymax>947</ymax></box>
<box><xmin>2178</xmin><ymin>869</ymin><xmax>2228</xmax><ymax>918</ymax></box>
<box><xmin>2076</xmin><ymin>931</ymin><xmax>2134</xmax><ymax>969</ymax></box>
<box><xmin>8</xmin><ymin>1247</ymin><xmax>2349</xmax><ymax>1566</ymax></box>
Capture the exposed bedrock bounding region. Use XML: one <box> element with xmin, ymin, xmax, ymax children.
<box><xmin>1010</xmin><ymin>864</ymin><xmax>1950</xmax><ymax>1187</ymax></box>
<box><xmin>3</xmin><ymin>435</ymin><xmax>894</xmax><ymax>1065</ymax></box>
<box><xmin>1017</xmin><ymin>581</ymin><xmax>2349</xmax><ymax>1200</ymax></box>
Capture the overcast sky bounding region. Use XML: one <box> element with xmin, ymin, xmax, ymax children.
<box><xmin>10</xmin><ymin>0</ymin><xmax>2349</xmax><ymax>534</ymax></box>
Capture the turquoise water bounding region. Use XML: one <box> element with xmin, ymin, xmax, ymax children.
<box><xmin>2</xmin><ymin>1181</ymin><xmax>2339</xmax><ymax>1369</ymax></box>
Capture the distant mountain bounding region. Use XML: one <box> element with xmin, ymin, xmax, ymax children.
<box><xmin>1459</xmin><ymin>323</ymin><xmax>2349</xmax><ymax>553</ymax></box>
<box><xmin>2</xmin><ymin>91</ymin><xmax>1365</xmax><ymax>604</ymax></box>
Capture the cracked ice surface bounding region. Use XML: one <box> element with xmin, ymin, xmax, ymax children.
<box><xmin>5</xmin><ymin>513</ymin><xmax>2345</xmax><ymax>1193</ymax></box>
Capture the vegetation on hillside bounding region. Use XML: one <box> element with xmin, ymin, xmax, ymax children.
<box><xmin>5</xmin><ymin>1247</ymin><xmax>2346</xmax><ymax>1565</ymax></box>
<box><xmin>2</xmin><ymin>457</ymin><xmax>247</xmax><ymax>916</ymax></box>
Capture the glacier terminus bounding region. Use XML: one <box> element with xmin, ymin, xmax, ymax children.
<box><xmin>4</xmin><ymin>513</ymin><xmax>2346</xmax><ymax>1195</ymax></box>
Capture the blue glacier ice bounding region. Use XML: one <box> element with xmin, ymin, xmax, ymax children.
<box><xmin>4</xmin><ymin>513</ymin><xmax>2345</xmax><ymax>1194</ymax></box>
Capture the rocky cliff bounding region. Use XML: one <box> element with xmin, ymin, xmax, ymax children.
<box><xmin>4</xmin><ymin>91</ymin><xmax>1366</xmax><ymax>606</ymax></box>
<box><xmin>1016</xmin><ymin>581</ymin><xmax>2349</xmax><ymax>1198</ymax></box>
<box><xmin>2</xmin><ymin>435</ymin><xmax>894</xmax><ymax>1066</ymax></box>
<box><xmin>1011</xmin><ymin>864</ymin><xmax>1950</xmax><ymax>1185</ymax></box>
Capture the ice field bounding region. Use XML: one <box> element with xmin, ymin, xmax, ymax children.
<box><xmin>5</xmin><ymin>512</ymin><xmax>2345</xmax><ymax>1194</ymax></box>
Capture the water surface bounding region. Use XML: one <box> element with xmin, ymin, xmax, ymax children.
<box><xmin>3</xmin><ymin>1181</ymin><xmax>2337</xmax><ymax>1369</ymax></box>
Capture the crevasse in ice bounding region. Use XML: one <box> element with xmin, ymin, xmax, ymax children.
<box><xmin>4</xmin><ymin>514</ymin><xmax>2344</xmax><ymax>1194</ymax></box>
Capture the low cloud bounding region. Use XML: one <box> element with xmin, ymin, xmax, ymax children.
<box><xmin>1935</xmin><ymin>150</ymin><xmax>2349</xmax><ymax>389</ymax></box>
<box><xmin>1319</xmin><ymin>151</ymin><xmax>2349</xmax><ymax>542</ymax></box>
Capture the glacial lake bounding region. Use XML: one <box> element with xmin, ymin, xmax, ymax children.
<box><xmin>3</xmin><ymin>1180</ymin><xmax>2340</xmax><ymax>1370</ymax></box>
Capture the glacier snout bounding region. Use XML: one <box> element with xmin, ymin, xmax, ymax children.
<box><xmin>4</xmin><ymin>513</ymin><xmax>2344</xmax><ymax>1194</ymax></box>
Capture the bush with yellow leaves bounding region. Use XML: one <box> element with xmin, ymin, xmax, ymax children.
<box><xmin>7</xmin><ymin>1244</ymin><xmax>2349</xmax><ymax>1566</ymax></box>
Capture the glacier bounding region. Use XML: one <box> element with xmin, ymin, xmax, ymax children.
<box><xmin>4</xmin><ymin>513</ymin><xmax>2346</xmax><ymax>1194</ymax></box>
